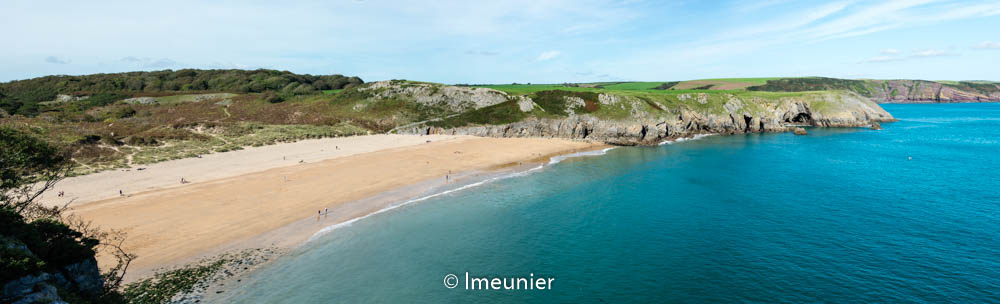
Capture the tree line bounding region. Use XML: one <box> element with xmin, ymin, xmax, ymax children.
<box><xmin>0</xmin><ymin>69</ymin><xmax>364</xmax><ymax>116</ymax></box>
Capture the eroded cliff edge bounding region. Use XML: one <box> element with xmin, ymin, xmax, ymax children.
<box><xmin>374</xmin><ymin>81</ymin><xmax>895</xmax><ymax>146</ymax></box>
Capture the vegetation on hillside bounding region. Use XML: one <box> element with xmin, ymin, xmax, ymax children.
<box><xmin>747</xmin><ymin>77</ymin><xmax>876</xmax><ymax>96</ymax></box>
<box><xmin>0</xmin><ymin>69</ymin><xmax>363</xmax><ymax>116</ymax></box>
<box><xmin>943</xmin><ymin>81</ymin><xmax>1000</xmax><ymax>95</ymax></box>
<box><xmin>0</xmin><ymin>80</ymin><xmax>421</xmax><ymax>175</ymax></box>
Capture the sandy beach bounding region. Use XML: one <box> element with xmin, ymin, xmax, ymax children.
<box><xmin>41</xmin><ymin>134</ymin><xmax>467</xmax><ymax>207</ymax></box>
<box><xmin>62</xmin><ymin>135</ymin><xmax>603</xmax><ymax>281</ymax></box>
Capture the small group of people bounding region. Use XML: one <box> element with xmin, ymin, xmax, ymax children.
<box><xmin>317</xmin><ymin>208</ymin><xmax>330</xmax><ymax>220</ymax></box>
<box><xmin>180</xmin><ymin>177</ymin><xmax>189</xmax><ymax>184</ymax></box>
<box><xmin>57</xmin><ymin>191</ymin><xmax>65</xmax><ymax>197</ymax></box>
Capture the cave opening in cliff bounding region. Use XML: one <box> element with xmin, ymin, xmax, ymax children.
<box><xmin>788</xmin><ymin>112</ymin><xmax>813</xmax><ymax>124</ymax></box>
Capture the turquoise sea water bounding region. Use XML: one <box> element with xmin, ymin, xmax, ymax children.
<box><xmin>220</xmin><ymin>103</ymin><xmax>1000</xmax><ymax>303</ymax></box>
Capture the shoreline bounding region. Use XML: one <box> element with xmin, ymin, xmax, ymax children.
<box><xmin>196</xmin><ymin>146</ymin><xmax>619</xmax><ymax>303</ymax></box>
<box><xmin>64</xmin><ymin>135</ymin><xmax>607</xmax><ymax>284</ymax></box>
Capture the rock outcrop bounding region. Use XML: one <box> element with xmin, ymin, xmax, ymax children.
<box><xmin>398</xmin><ymin>90</ymin><xmax>895</xmax><ymax>146</ymax></box>
<box><xmin>1</xmin><ymin>238</ymin><xmax>103</xmax><ymax>304</ymax></box>
<box><xmin>868</xmin><ymin>80</ymin><xmax>1000</xmax><ymax>103</ymax></box>
<box><xmin>359</xmin><ymin>80</ymin><xmax>509</xmax><ymax>112</ymax></box>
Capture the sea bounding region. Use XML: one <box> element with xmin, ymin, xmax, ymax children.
<box><xmin>216</xmin><ymin>103</ymin><xmax>1000</xmax><ymax>303</ymax></box>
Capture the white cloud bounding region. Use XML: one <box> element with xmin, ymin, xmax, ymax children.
<box><xmin>44</xmin><ymin>56</ymin><xmax>70</xmax><ymax>64</ymax></box>
<box><xmin>121</xmin><ymin>56</ymin><xmax>178</xmax><ymax>68</ymax></box>
<box><xmin>974</xmin><ymin>41</ymin><xmax>1000</xmax><ymax>49</ymax></box>
<box><xmin>536</xmin><ymin>50</ymin><xmax>561</xmax><ymax>61</ymax></box>
<box><xmin>911</xmin><ymin>49</ymin><xmax>955</xmax><ymax>57</ymax></box>
<box><xmin>861</xmin><ymin>47</ymin><xmax>959</xmax><ymax>63</ymax></box>
<box><xmin>860</xmin><ymin>55</ymin><xmax>903</xmax><ymax>63</ymax></box>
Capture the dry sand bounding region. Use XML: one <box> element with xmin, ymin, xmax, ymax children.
<box><xmin>42</xmin><ymin>134</ymin><xmax>465</xmax><ymax>208</ymax></box>
<box><xmin>64</xmin><ymin>135</ymin><xmax>603</xmax><ymax>281</ymax></box>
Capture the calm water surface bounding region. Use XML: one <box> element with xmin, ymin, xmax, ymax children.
<box><xmin>220</xmin><ymin>103</ymin><xmax>1000</xmax><ymax>303</ymax></box>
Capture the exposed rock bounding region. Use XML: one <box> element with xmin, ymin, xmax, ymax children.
<box><xmin>61</xmin><ymin>259</ymin><xmax>103</xmax><ymax>296</ymax></box>
<box><xmin>124</xmin><ymin>96</ymin><xmax>157</xmax><ymax>104</ymax></box>
<box><xmin>173</xmin><ymin>247</ymin><xmax>286</xmax><ymax>304</ymax></box>
<box><xmin>3</xmin><ymin>274</ymin><xmax>51</xmax><ymax>300</ymax></box>
<box><xmin>871</xmin><ymin>122</ymin><xmax>882</xmax><ymax>130</ymax></box>
<box><xmin>54</xmin><ymin>94</ymin><xmax>89</xmax><ymax>103</ymax></box>
<box><xmin>11</xmin><ymin>284</ymin><xmax>66</xmax><ymax>304</ymax></box>
<box><xmin>871</xmin><ymin>80</ymin><xmax>1000</xmax><ymax>103</ymax></box>
<box><xmin>399</xmin><ymin>90</ymin><xmax>894</xmax><ymax>146</ymax></box>
<box><xmin>516</xmin><ymin>96</ymin><xmax>535</xmax><ymax>112</ymax></box>
<box><xmin>360</xmin><ymin>81</ymin><xmax>508</xmax><ymax>112</ymax></box>
<box><xmin>793</xmin><ymin>127</ymin><xmax>808</xmax><ymax>135</ymax></box>
<box><xmin>563</xmin><ymin>96</ymin><xmax>585</xmax><ymax>115</ymax></box>
<box><xmin>2</xmin><ymin>238</ymin><xmax>103</xmax><ymax>303</ymax></box>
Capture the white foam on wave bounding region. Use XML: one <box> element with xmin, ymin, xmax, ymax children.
<box><xmin>307</xmin><ymin>147</ymin><xmax>615</xmax><ymax>242</ymax></box>
<box><xmin>548</xmin><ymin>147</ymin><xmax>617</xmax><ymax>164</ymax></box>
<box><xmin>658</xmin><ymin>133</ymin><xmax>716</xmax><ymax>146</ymax></box>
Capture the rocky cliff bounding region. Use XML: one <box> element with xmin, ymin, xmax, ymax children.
<box><xmin>2</xmin><ymin>237</ymin><xmax>104</xmax><ymax>304</ymax></box>
<box><xmin>387</xmin><ymin>83</ymin><xmax>895</xmax><ymax>146</ymax></box>
<box><xmin>747</xmin><ymin>77</ymin><xmax>1000</xmax><ymax>103</ymax></box>
<box><xmin>868</xmin><ymin>80</ymin><xmax>1000</xmax><ymax>103</ymax></box>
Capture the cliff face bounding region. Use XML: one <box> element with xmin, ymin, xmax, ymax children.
<box><xmin>360</xmin><ymin>80</ymin><xmax>509</xmax><ymax>112</ymax></box>
<box><xmin>869</xmin><ymin>80</ymin><xmax>1000</xmax><ymax>103</ymax></box>
<box><xmin>2</xmin><ymin>238</ymin><xmax>104</xmax><ymax>304</ymax></box>
<box><xmin>395</xmin><ymin>87</ymin><xmax>894</xmax><ymax>146</ymax></box>
<box><xmin>747</xmin><ymin>78</ymin><xmax>1000</xmax><ymax>103</ymax></box>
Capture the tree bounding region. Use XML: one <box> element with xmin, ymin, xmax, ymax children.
<box><xmin>0</xmin><ymin>127</ymin><xmax>135</xmax><ymax>302</ymax></box>
<box><xmin>261</xmin><ymin>92</ymin><xmax>284</xmax><ymax>103</ymax></box>
<box><xmin>0</xmin><ymin>127</ymin><xmax>72</xmax><ymax>218</ymax></box>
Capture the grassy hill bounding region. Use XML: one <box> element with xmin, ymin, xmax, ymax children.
<box><xmin>0</xmin><ymin>69</ymin><xmax>363</xmax><ymax>116</ymax></box>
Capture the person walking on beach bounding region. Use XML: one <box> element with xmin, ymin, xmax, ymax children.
<box><xmin>119</xmin><ymin>190</ymin><xmax>123</xmax><ymax>197</ymax></box>
<box><xmin>324</xmin><ymin>208</ymin><xmax>329</xmax><ymax>217</ymax></box>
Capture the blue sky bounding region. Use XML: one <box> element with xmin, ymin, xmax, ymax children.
<box><xmin>3</xmin><ymin>0</ymin><xmax>999</xmax><ymax>83</ymax></box>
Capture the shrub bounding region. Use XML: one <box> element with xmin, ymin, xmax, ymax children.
<box><xmin>261</xmin><ymin>92</ymin><xmax>284</xmax><ymax>103</ymax></box>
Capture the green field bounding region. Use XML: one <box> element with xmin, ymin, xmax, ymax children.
<box><xmin>694</xmin><ymin>77</ymin><xmax>782</xmax><ymax>85</ymax></box>
<box><xmin>473</xmin><ymin>82</ymin><xmax>754</xmax><ymax>95</ymax></box>
<box><xmin>472</xmin><ymin>79</ymin><xmax>785</xmax><ymax>95</ymax></box>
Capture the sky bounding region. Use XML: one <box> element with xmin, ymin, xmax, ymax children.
<box><xmin>3</xmin><ymin>0</ymin><xmax>999</xmax><ymax>84</ymax></box>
